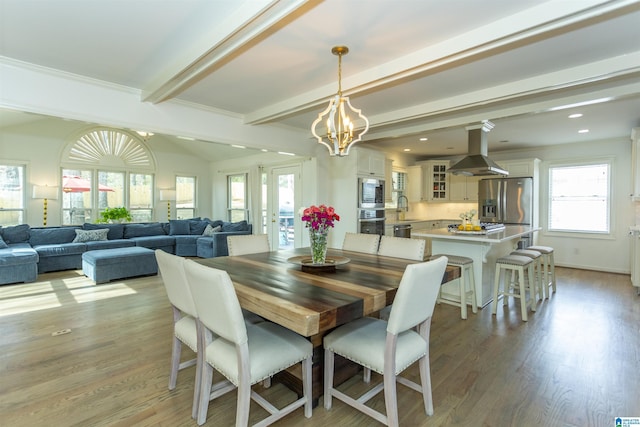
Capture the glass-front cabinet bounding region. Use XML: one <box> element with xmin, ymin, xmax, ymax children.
<box><xmin>424</xmin><ymin>161</ymin><xmax>450</xmax><ymax>201</ymax></box>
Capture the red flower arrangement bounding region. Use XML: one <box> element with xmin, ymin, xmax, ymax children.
<box><xmin>300</xmin><ymin>204</ymin><xmax>340</xmax><ymax>231</ymax></box>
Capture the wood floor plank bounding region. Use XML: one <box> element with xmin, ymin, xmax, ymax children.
<box><xmin>1</xmin><ymin>267</ymin><xmax>639</xmax><ymax>426</ymax></box>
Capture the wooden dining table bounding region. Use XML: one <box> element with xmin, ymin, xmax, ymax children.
<box><xmin>195</xmin><ymin>247</ymin><xmax>460</xmax><ymax>402</ymax></box>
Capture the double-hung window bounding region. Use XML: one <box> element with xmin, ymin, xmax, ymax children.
<box><xmin>0</xmin><ymin>163</ymin><xmax>26</xmax><ymax>225</ymax></box>
<box><xmin>227</xmin><ymin>173</ymin><xmax>248</xmax><ymax>222</ymax></box>
<box><xmin>548</xmin><ymin>160</ymin><xmax>611</xmax><ymax>234</ymax></box>
<box><xmin>176</xmin><ymin>176</ymin><xmax>196</xmax><ymax>219</ymax></box>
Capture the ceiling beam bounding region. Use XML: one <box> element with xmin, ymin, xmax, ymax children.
<box><xmin>244</xmin><ymin>0</ymin><xmax>640</xmax><ymax>125</ymax></box>
<box><xmin>141</xmin><ymin>0</ymin><xmax>309</xmax><ymax>104</ymax></box>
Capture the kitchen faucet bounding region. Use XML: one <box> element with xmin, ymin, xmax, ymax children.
<box><xmin>396</xmin><ymin>195</ymin><xmax>409</xmax><ymax>221</ymax></box>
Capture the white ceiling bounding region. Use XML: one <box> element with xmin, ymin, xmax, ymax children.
<box><xmin>1</xmin><ymin>0</ymin><xmax>639</xmax><ymax>160</ymax></box>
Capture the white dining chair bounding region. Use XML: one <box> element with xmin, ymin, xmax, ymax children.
<box><xmin>155</xmin><ymin>249</ymin><xmax>201</xmax><ymax>419</ymax></box>
<box><xmin>377</xmin><ymin>235</ymin><xmax>426</xmax><ymax>261</ymax></box>
<box><xmin>323</xmin><ymin>256</ymin><xmax>448</xmax><ymax>427</ymax></box>
<box><xmin>227</xmin><ymin>234</ymin><xmax>270</xmax><ymax>256</ymax></box>
<box><xmin>226</xmin><ymin>234</ymin><xmax>269</xmax><ymax>325</ymax></box>
<box><xmin>183</xmin><ymin>259</ymin><xmax>313</xmax><ymax>426</ymax></box>
<box><xmin>376</xmin><ymin>235</ymin><xmax>427</xmax><ymax>326</ymax></box>
<box><xmin>342</xmin><ymin>232</ymin><xmax>381</xmax><ymax>254</ymax></box>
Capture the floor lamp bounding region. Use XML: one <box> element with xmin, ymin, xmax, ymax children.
<box><xmin>159</xmin><ymin>189</ymin><xmax>176</xmax><ymax>220</ymax></box>
<box><xmin>33</xmin><ymin>185</ymin><xmax>58</xmax><ymax>226</ymax></box>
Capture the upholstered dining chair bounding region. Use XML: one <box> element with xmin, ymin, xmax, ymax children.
<box><xmin>226</xmin><ymin>234</ymin><xmax>270</xmax><ymax>325</ymax></box>
<box><xmin>183</xmin><ymin>259</ymin><xmax>313</xmax><ymax>426</ymax></box>
<box><xmin>323</xmin><ymin>256</ymin><xmax>448</xmax><ymax>427</ymax></box>
<box><xmin>377</xmin><ymin>235</ymin><xmax>426</xmax><ymax>261</ymax></box>
<box><xmin>227</xmin><ymin>234</ymin><xmax>270</xmax><ymax>256</ymax></box>
<box><xmin>155</xmin><ymin>249</ymin><xmax>201</xmax><ymax>419</ymax></box>
<box><xmin>376</xmin><ymin>235</ymin><xmax>428</xmax><ymax>324</ymax></box>
<box><xmin>342</xmin><ymin>232</ymin><xmax>381</xmax><ymax>254</ymax></box>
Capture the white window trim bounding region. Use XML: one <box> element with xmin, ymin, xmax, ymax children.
<box><xmin>544</xmin><ymin>156</ymin><xmax>615</xmax><ymax>240</ymax></box>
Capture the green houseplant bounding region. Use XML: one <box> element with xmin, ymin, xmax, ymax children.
<box><xmin>96</xmin><ymin>207</ymin><xmax>132</xmax><ymax>223</ymax></box>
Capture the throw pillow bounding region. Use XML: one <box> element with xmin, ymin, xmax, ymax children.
<box><xmin>72</xmin><ymin>228</ymin><xmax>109</xmax><ymax>243</ymax></box>
<box><xmin>0</xmin><ymin>235</ymin><xmax>8</xmax><ymax>249</ymax></box>
<box><xmin>123</xmin><ymin>223</ymin><xmax>166</xmax><ymax>238</ymax></box>
<box><xmin>169</xmin><ymin>219</ymin><xmax>190</xmax><ymax>235</ymax></box>
<box><xmin>222</xmin><ymin>220</ymin><xmax>249</xmax><ymax>232</ymax></box>
<box><xmin>202</xmin><ymin>224</ymin><xmax>221</xmax><ymax>236</ymax></box>
<box><xmin>84</xmin><ymin>222</ymin><xmax>125</xmax><ymax>240</ymax></box>
<box><xmin>189</xmin><ymin>220</ymin><xmax>208</xmax><ymax>235</ymax></box>
<box><xmin>0</xmin><ymin>224</ymin><xmax>31</xmax><ymax>244</ymax></box>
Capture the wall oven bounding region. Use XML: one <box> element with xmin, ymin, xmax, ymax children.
<box><xmin>358</xmin><ymin>208</ymin><xmax>385</xmax><ymax>236</ymax></box>
<box><xmin>358</xmin><ymin>178</ymin><xmax>385</xmax><ymax>208</ymax></box>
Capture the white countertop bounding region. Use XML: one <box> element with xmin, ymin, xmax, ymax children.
<box><xmin>386</xmin><ymin>218</ymin><xmax>459</xmax><ymax>225</ymax></box>
<box><xmin>412</xmin><ymin>225</ymin><xmax>540</xmax><ymax>243</ymax></box>
<box><xmin>630</xmin><ymin>225</ymin><xmax>640</xmax><ymax>232</ymax></box>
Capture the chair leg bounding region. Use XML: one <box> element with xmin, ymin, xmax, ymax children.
<box><xmin>363</xmin><ymin>367</ymin><xmax>371</xmax><ymax>383</ymax></box>
<box><xmin>550</xmin><ymin>253</ymin><xmax>557</xmax><ymax>293</ymax></box>
<box><xmin>236</xmin><ymin>379</ymin><xmax>251</xmax><ymax>427</ymax></box>
<box><xmin>196</xmin><ymin>362</ymin><xmax>214</xmax><ymax>426</ymax></box>
<box><xmin>418</xmin><ymin>353</ymin><xmax>434</xmax><ymax>416</ymax></box>
<box><xmin>466</xmin><ymin>264</ymin><xmax>478</xmax><ymax>314</ymax></box>
<box><xmin>192</xmin><ymin>349</ymin><xmax>202</xmax><ymax>420</ymax></box>
<box><xmin>302</xmin><ymin>356</ymin><xmax>313</xmax><ymax>418</ymax></box>
<box><xmin>459</xmin><ymin>269</ymin><xmax>467</xmax><ymax>320</ymax></box>
<box><xmin>323</xmin><ymin>348</ymin><xmax>335</xmax><ymax>410</ymax></box>
<box><xmin>169</xmin><ymin>336</ymin><xmax>181</xmax><ymax>390</ymax></box>
<box><xmin>492</xmin><ymin>266</ymin><xmax>502</xmax><ymax>315</ymax></box>
<box><xmin>517</xmin><ymin>267</ymin><xmax>528</xmax><ymax>322</ymax></box>
<box><xmin>527</xmin><ymin>264</ymin><xmax>536</xmax><ymax>313</ymax></box>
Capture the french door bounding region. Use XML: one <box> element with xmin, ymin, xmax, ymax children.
<box><xmin>268</xmin><ymin>165</ymin><xmax>301</xmax><ymax>250</ymax></box>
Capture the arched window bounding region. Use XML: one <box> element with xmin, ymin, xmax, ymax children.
<box><xmin>60</xmin><ymin>128</ymin><xmax>156</xmax><ymax>224</ymax></box>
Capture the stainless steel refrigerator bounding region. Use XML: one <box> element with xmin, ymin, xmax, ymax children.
<box><xmin>478</xmin><ymin>177</ymin><xmax>533</xmax><ymax>225</ymax></box>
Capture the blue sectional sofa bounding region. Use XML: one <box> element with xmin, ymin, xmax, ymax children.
<box><xmin>0</xmin><ymin>219</ymin><xmax>252</xmax><ymax>285</ymax></box>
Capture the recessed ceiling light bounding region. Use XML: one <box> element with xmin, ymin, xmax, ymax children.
<box><xmin>568</xmin><ymin>113</ymin><xmax>583</xmax><ymax>119</ymax></box>
<box><xmin>403</xmin><ymin>148</ymin><xmax>411</xmax><ymax>152</ymax></box>
<box><xmin>419</xmin><ymin>137</ymin><xmax>428</xmax><ymax>141</ymax></box>
<box><xmin>177</xmin><ymin>136</ymin><xmax>195</xmax><ymax>141</ymax></box>
<box><xmin>261</xmin><ymin>149</ymin><xmax>268</xmax><ymax>152</ymax></box>
<box><xmin>231</xmin><ymin>145</ymin><xmax>246</xmax><ymax>149</ymax></box>
<box><xmin>278</xmin><ymin>151</ymin><xmax>295</xmax><ymax>156</ymax></box>
<box><xmin>578</xmin><ymin>129</ymin><xmax>589</xmax><ymax>133</ymax></box>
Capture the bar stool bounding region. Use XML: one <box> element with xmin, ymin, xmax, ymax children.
<box><xmin>430</xmin><ymin>254</ymin><xmax>477</xmax><ymax>319</ymax></box>
<box><xmin>527</xmin><ymin>245</ymin><xmax>556</xmax><ymax>299</ymax></box>
<box><xmin>510</xmin><ymin>249</ymin><xmax>544</xmax><ymax>304</ymax></box>
<box><xmin>492</xmin><ymin>254</ymin><xmax>536</xmax><ymax>321</ymax></box>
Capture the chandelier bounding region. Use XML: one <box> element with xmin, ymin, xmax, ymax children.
<box><xmin>311</xmin><ymin>46</ymin><xmax>369</xmax><ymax>157</ymax></box>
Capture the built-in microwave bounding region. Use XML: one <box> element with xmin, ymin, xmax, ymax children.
<box><xmin>358</xmin><ymin>178</ymin><xmax>385</xmax><ymax>208</ymax></box>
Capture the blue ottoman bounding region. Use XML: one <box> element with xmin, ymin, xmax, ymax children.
<box><xmin>82</xmin><ymin>247</ymin><xmax>158</xmax><ymax>284</ymax></box>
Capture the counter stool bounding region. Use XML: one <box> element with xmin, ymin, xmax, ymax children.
<box><xmin>510</xmin><ymin>249</ymin><xmax>544</xmax><ymax>304</ymax></box>
<box><xmin>430</xmin><ymin>254</ymin><xmax>477</xmax><ymax>319</ymax></box>
<box><xmin>527</xmin><ymin>245</ymin><xmax>556</xmax><ymax>299</ymax></box>
<box><xmin>492</xmin><ymin>254</ymin><xmax>536</xmax><ymax>322</ymax></box>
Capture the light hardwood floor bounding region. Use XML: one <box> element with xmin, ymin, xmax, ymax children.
<box><xmin>1</xmin><ymin>267</ymin><xmax>638</xmax><ymax>426</ymax></box>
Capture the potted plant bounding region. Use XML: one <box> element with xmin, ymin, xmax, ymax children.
<box><xmin>96</xmin><ymin>207</ymin><xmax>132</xmax><ymax>223</ymax></box>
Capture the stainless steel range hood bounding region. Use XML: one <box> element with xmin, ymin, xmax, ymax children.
<box><xmin>447</xmin><ymin>121</ymin><xmax>508</xmax><ymax>176</ymax></box>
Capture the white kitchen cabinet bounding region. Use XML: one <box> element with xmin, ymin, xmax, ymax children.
<box><xmin>357</xmin><ymin>148</ymin><xmax>385</xmax><ymax>178</ymax></box>
<box><xmin>631</xmin><ymin>128</ymin><xmax>640</xmax><ymax>201</ymax></box>
<box><xmin>407</xmin><ymin>165</ymin><xmax>424</xmax><ymax>202</ymax></box>
<box><xmin>449</xmin><ymin>175</ymin><xmax>480</xmax><ymax>201</ymax></box>
<box><xmin>384</xmin><ymin>158</ymin><xmax>394</xmax><ymax>202</ymax></box>
<box><xmin>423</xmin><ymin>161</ymin><xmax>450</xmax><ymax>201</ymax></box>
<box><xmin>496</xmin><ymin>158</ymin><xmax>540</xmax><ymax>178</ymax></box>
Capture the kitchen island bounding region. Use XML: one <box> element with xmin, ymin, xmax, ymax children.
<box><xmin>413</xmin><ymin>225</ymin><xmax>540</xmax><ymax>308</ymax></box>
